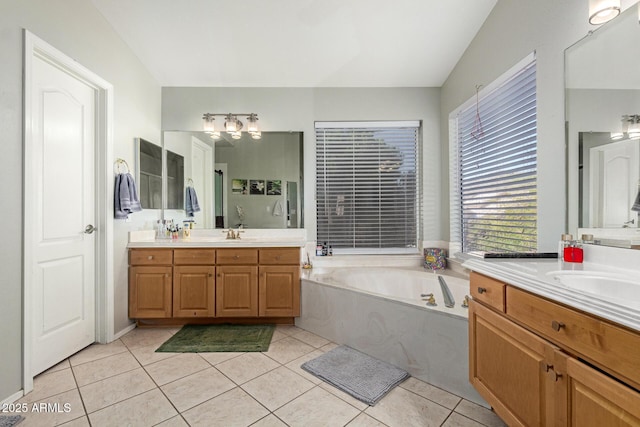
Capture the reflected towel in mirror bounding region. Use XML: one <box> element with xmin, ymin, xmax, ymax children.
<box><xmin>632</xmin><ymin>184</ymin><xmax>640</xmax><ymax>212</ymax></box>
<box><xmin>185</xmin><ymin>186</ymin><xmax>200</xmax><ymax>217</ymax></box>
<box><xmin>273</xmin><ymin>199</ymin><xmax>284</xmax><ymax>216</ymax></box>
<box><xmin>114</xmin><ymin>173</ymin><xmax>142</xmax><ymax>219</ymax></box>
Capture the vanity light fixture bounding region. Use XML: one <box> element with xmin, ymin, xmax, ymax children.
<box><xmin>201</xmin><ymin>112</ymin><xmax>261</xmax><ymax>140</ymax></box>
<box><xmin>611</xmin><ymin>114</ymin><xmax>640</xmax><ymax>140</ymax></box>
<box><xmin>588</xmin><ymin>0</ymin><xmax>620</xmax><ymax>25</ymax></box>
<box><xmin>628</xmin><ymin>115</ymin><xmax>640</xmax><ymax>139</ymax></box>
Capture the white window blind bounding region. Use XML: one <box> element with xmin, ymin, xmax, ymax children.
<box><xmin>316</xmin><ymin>121</ymin><xmax>421</xmax><ymax>252</ymax></box>
<box><xmin>455</xmin><ymin>57</ymin><xmax>537</xmax><ymax>253</ymax></box>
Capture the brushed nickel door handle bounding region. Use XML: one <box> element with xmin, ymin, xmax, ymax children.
<box><xmin>84</xmin><ymin>224</ymin><xmax>96</xmax><ymax>234</ymax></box>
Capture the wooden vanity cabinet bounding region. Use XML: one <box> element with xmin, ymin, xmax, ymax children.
<box><xmin>173</xmin><ymin>249</ymin><xmax>215</xmax><ymax>317</ymax></box>
<box><xmin>469</xmin><ymin>300</ymin><xmax>556</xmax><ymax>427</ymax></box>
<box><xmin>129</xmin><ymin>249</ymin><xmax>173</xmax><ymax>318</ymax></box>
<box><xmin>469</xmin><ymin>272</ymin><xmax>640</xmax><ymax>427</ymax></box>
<box><xmin>129</xmin><ymin>246</ymin><xmax>301</xmax><ymax>321</ymax></box>
<box><xmin>259</xmin><ymin>248</ymin><xmax>301</xmax><ymax>317</ymax></box>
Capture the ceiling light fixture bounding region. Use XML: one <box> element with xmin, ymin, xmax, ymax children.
<box><xmin>201</xmin><ymin>113</ymin><xmax>261</xmax><ymax>140</ymax></box>
<box><xmin>588</xmin><ymin>0</ymin><xmax>620</xmax><ymax>25</ymax></box>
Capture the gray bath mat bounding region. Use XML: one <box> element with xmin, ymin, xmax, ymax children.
<box><xmin>0</xmin><ymin>415</ymin><xmax>24</xmax><ymax>427</ymax></box>
<box><xmin>301</xmin><ymin>345</ymin><xmax>409</xmax><ymax>405</ymax></box>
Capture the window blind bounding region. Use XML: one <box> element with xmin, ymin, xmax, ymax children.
<box><xmin>315</xmin><ymin>122</ymin><xmax>420</xmax><ymax>252</ymax></box>
<box><xmin>456</xmin><ymin>59</ymin><xmax>537</xmax><ymax>253</ymax></box>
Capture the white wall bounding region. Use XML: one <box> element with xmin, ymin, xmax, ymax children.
<box><xmin>440</xmin><ymin>0</ymin><xmax>593</xmax><ymax>251</ymax></box>
<box><xmin>0</xmin><ymin>0</ymin><xmax>161</xmax><ymax>401</ymax></box>
<box><xmin>162</xmin><ymin>87</ymin><xmax>442</xmax><ymax>243</ymax></box>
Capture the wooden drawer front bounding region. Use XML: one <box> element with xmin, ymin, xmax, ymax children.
<box><xmin>507</xmin><ymin>286</ymin><xmax>640</xmax><ymax>389</ymax></box>
<box><xmin>174</xmin><ymin>249</ymin><xmax>215</xmax><ymax>265</ymax></box>
<box><xmin>259</xmin><ymin>248</ymin><xmax>300</xmax><ymax>265</ymax></box>
<box><xmin>129</xmin><ymin>249</ymin><xmax>173</xmax><ymax>266</ymax></box>
<box><xmin>217</xmin><ymin>248</ymin><xmax>258</xmax><ymax>265</ymax></box>
<box><xmin>470</xmin><ymin>272</ymin><xmax>506</xmax><ymax>312</ymax></box>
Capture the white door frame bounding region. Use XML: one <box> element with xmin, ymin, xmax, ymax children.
<box><xmin>23</xmin><ymin>30</ymin><xmax>114</xmax><ymax>393</ymax></box>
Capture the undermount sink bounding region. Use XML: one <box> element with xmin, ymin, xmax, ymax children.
<box><xmin>546</xmin><ymin>271</ymin><xmax>640</xmax><ymax>306</ymax></box>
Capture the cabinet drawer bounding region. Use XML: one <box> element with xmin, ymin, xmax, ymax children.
<box><xmin>506</xmin><ymin>286</ymin><xmax>640</xmax><ymax>389</ymax></box>
<box><xmin>217</xmin><ymin>248</ymin><xmax>259</xmax><ymax>265</ymax></box>
<box><xmin>259</xmin><ymin>248</ymin><xmax>300</xmax><ymax>265</ymax></box>
<box><xmin>129</xmin><ymin>249</ymin><xmax>173</xmax><ymax>266</ymax></box>
<box><xmin>174</xmin><ymin>249</ymin><xmax>215</xmax><ymax>265</ymax></box>
<box><xmin>470</xmin><ymin>272</ymin><xmax>506</xmax><ymax>312</ymax></box>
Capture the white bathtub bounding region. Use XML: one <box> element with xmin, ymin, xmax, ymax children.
<box><xmin>297</xmin><ymin>267</ymin><xmax>486</xmax><ymax>405</ymax></box>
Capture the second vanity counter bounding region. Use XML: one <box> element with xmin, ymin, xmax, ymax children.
<box><xmin>462</xmin><ymin>250</ymin><xmax>640</xmax><ymax>332</ymax></box>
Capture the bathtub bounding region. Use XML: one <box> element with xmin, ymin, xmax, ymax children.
<box><xmin>296</xmin><ymin>267</ymin><xmax>485</xmax><ymax>405</ymax></box>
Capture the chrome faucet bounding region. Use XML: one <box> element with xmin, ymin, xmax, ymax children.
<box><xmin>623</xmin><ymin>218</ymin><xmax>635</xmax><ymax>228</ymax></box>
<box><xmin>223</xmin><ymin>229</ymin><xmax>244</xmax><ymax>240</ymax></box>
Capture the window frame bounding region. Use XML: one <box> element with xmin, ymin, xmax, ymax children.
<box><xmin>449</xmin><ymin>52</ymin><xmax>538</xmax><ymax>255</ymax></box>
<box><xmin>315</xmin><ymin>120</ymin><xmax>422</xmax><ymax>255</ymax></box>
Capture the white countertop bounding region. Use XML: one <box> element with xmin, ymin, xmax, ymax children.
<box><xmin>462</xmin><ymin>245</ymin><xmax>640</xmax><ymax>332</ymax></box>
<box><xmin>127</xmin><ymin>229</ymin><xmax>307</xmax><ymax>248</ymax></box>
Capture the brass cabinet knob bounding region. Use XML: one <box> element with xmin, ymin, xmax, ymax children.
<box><xmin>545</xmin><ymin>364</ymin><xmax>553</xmax><ymax>372</ymax></box>
<box><xmin>477</xmin><ymin>287</ymin><xmax>487</xmax><ymax>294</ymax></box>
<box><xmin>148</xmin><ymin>255</ymin><xmax>153</xmax><ymax>260</ymax></box>
<box><xmin>551</xmin><ymin>320</ymin><xmax>565</xmax><ymax>332</ymax></box>
<box><xmin>554</xmin><ymin>372</ymin><xmax>563</xmax><ymax>382</ymax></box>
<box><xmin>234</xmin><ymin>255</ymin><xmax>240</xmax><ymax>259</ymax></box>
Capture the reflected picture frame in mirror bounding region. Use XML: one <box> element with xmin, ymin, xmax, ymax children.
<box><xmin>565</xmin><ymin>4</ymin><xmax>640</xmax><ymax>247</ymax></box>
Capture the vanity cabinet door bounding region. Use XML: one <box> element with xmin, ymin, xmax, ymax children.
<box><xmin>469</xmin><ymin>300</ymin><xmax>557</xmax><ymax>427</ymax></box>
<box><xmin>216</xmin><ymin>266</ymin><xmax>258</xmax><ymax>317</ymax></box>
<box><xmin>554</xmin><ymin>351</ymin><xmax>640</xmax><ymax>427</ymax></box>
<box><xmin>259</xmin><ymin>266</ymin><xmax>300</xmax><ymax>317</ymax></box>
<box><xmin>173</xmin><ymin>266</ymin><xmax>215</xmax><ymax>317</ymax></box>
<box><xmin>129</xmin><ymin>266</ymin><xmax>172</xmax><ymax>318</ymax></box>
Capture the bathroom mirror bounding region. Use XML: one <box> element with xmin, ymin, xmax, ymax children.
<box><xmin>162</xmin><ymin>130</ymin><xmax>304</xmax><ymax>229</ymax></box>
<box><xmin>135</xmin><ymin>138</ymin><xmax>162</xmax><ymax>209</ymax></box>
<box><xmin>565</xmin><ymin>5</ymin><xmax>640</xmax><ymax>242</ymax></box>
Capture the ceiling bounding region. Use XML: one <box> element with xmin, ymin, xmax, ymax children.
<box><xmin>91</xmin><ymin>0</ymin><xmax>497</xmax><ymax>87</ymax></box>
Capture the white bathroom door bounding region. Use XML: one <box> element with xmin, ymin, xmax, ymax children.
<box><xmin>191</xmin><ymin>137</ymin><xmax>213</xmax><ymax>228</ymax></box>
<box><xmin>27</xmin><ymin>48</ymin><xmax>97</xmax><ymax>375</ymax></box>
<box><xmin>590</xmin><ymin>139</ymin><xmax>640</xmax><ymax>227</ymax></box>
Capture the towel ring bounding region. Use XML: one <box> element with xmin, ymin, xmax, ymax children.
<box><xmin>186</xmin><ymin>178</ymin><xmax>194</xmax><ymax>186</ymax></box>
<box><xmin>115</xmin><ymin>158</ymin><xmax>130</xmax><ymax>174</ymax></box>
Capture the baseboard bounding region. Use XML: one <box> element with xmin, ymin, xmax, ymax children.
<box><xmin>112</xmin><ymin>323</ymin><xmax>136</xmax><ymax>341</ymax></box>
<box><xmin>1</xmin><ymin>390</ymin><xmax>24</xmax><ymax>406</ymax></box>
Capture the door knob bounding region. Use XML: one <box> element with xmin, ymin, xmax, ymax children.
<box><xmin>84</xmin><ymin>224</ymin><xmax>96</xmax><ymax>234</ymax></box>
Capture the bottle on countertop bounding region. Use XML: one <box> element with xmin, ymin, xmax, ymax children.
<box><xmin>558</xmin><ymin>234</ymin><xmax>573</xmax><ymax>261</ymax></box>
<box><xmin>563</xmin><ymin>238</ymin><xmax>584</xmax><ymax>263</ymax></box>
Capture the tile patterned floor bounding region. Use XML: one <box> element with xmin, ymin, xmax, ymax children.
<box><xmin>10</xmin><ymin>326</ymin><xmax>507</xmax><ymax>427</ymax></box>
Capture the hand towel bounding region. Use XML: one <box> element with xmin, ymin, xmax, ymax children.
<box><xmin>273</xmin><ymin>199</ymin><xmax>284</xmax><ymax>216</ymax></box>
<box><xmin>185</xmin><ymin>186</ymin><xmax>201</xmax><ymax>217</ymax></box>
<box><xmin>114</xmin><ymin>173</ymin><xmax>142</xmax><ymax>219</ymax></box>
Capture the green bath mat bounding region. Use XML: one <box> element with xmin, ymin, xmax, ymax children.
<box><xmin>156</xmin><ymin>324</ymin><xmax>275</xmax><ymax>353</ymax></box>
